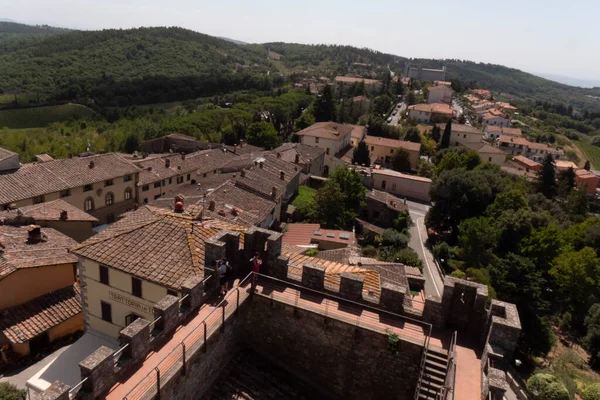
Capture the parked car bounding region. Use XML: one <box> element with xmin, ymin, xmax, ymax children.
<box><xmin>387</xmin><ymin>117</ymin><xmax>392</xmax><ymax>123</ymax></box>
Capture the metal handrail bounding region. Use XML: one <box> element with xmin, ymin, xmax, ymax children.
<box><xmin>414</xmin><ymin>327</ymin><xmax>432</xmax><ymax>400</ymax></box>
<box><xmin>123</xmin><ymin>273</ymin><xmax>253</xmax><ymax>400</ymax></box>
<box><xmin>68</xmin><ymin>377</ymin><xmax>88</xmax><ymax>399</ymax></box>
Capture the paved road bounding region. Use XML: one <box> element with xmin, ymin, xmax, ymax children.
<box><xmin>388</xmin><ymin>102</ymin><xmax>407</xmax><ymax>126</ymax></box>
<box><xmin>0</xmin><ymin>343</ymin><xmax>71</xmax><ymax>391</ymax></box>
<box><xmin>406</xmin><ymin>200</ymin><xmax>444</xmax><ymax>299</ymax></box>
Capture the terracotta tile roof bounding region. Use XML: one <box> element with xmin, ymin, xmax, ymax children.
<box><xmin>372</xmin><ymin>169</ymin><xmax>433</xmax><ymax>183</ymax></box>
<box><xmin>555</xmin><ymin>160</ymin><xmax>578</xmax><ymax>170</ymax></box>
<box><xmin>351</xmin><ymin>125</ymin><xmax>367</xmax><ymax>139</ymax></box>
<box><xmin>363</xmin><ymin>136</ymin><xmax>421</xmax><ymax>152</ymax></box>
<box><xmin>335</xmin><ymin>76</ymin><xmax>381</xmax><ymax>85</ymax></box>
<box><xmin>482</xmin><ymin>112</ymin><xmax>509</xmax><ymax>121</ymax></box>
<box><xmin>72</xmin><ymin>206</ymin><xmax>247</xmax><ymax>289</ymax></box>
<box><xmin>0</xmin><ymin>153</ymin><xmax>139</xmax><ymax>206</ymax></box>
<box><xmin>0</xmin><ymin>199</ymin><xmax>98</xmax><ymax>223</ymax></box>
<box><xmin>283</xmin><ymin>248</ymin><xmax>381</xmax><ymax>296</ymax></box>
<box><xmin>271</xmin><ymin>143</ymin><xmax>325</xmax><ymax>165</ymax></box>
<box><xmin>195</xmin><ymin>181</ymin><xmax>277</xmax><ymax>227</ymax></box>
<box><xmin>513</xmin><ymin>155</ymin><xmax>541</xmax><ymax>168</ymax></box>
<box><xmin>487</xmin><ymin>126</ymin><xmax>522</xmax><ymax>136</ymax></box>
<box><xmin>495</xmin><ymin>102</ymin><xmax>517</xmax><ymax>110</ymax></box>
<box><xmin>576</xmin><ymin>169</ymin><xmax>597</xmax><ymax>178</ymax></box>
<box><xmin>499</xmin><ymin>135</ymin><xmax>530</xmax><ymax>147</ymax></box>
<box><xmin>233</xmin><ymin>154</ymin><xmax>301</xmax><ymax>200</ymax></box>
<box><xmin>352</xmin><ymin>95</ymin><xmax>369</xmax><ymax>102</ymax></box>
<box><xmin>314</xmin><ymin>247</ymin><xmax>360</xmax><ymax>264</ymax></box>
<box><xmin>0</xmin><ymin>147</ymin><xmax>17</xmax><ymax>163</ymax></box>
<box><xmin>295</xmin><ymin>122</ymin><xmax>356</xmax><ymax>140</ymax></box>
<box><xmin>366</xmin><ymin>189</ymin><xmax>409</xmax><ymax>212</ymax></box>
<box><xmin>282</xmin><ymin>224</ymin><xmax>357</xmax><ymax>246</ymax></box>
<box><xmin>436</xmin><ymin>123</ymin><xmax>483</xmax><ymax>136</ymax></box>
<box><xmin>0</xmin><ymin>284</ymin><xmax>81</xmax><ymax>344</ymax></box>
<box><xmin>464</xmin><ymin>142</ymin><xmax>508</xmax><ymax>155</ymax></box>
<box><xmin>134</xmin><ymin>149</ymin><xmax>239</xmax><ymax>186</ymax></box>
<box><xmin>408</xmin><ymin>103</ymin><xmax>454</xmax><ymax>115</ymax></box>
<box><xmin>0</xmin><ymin>226</ymin><xmax>78</xmax><ymax>280</ymax></box>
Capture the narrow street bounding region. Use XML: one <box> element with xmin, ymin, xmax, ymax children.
<box><xmin>406</xmin><ymin>200</ymin><xmax>444</xmax><ymax>299</ymax></box>
<box><xmin>387</xmin><ymin>101</ymin><xmax>406</xmax><ymax>126</ymax></box>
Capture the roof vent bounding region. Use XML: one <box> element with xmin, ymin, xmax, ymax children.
<box><xmin>146</xmin><ymin>166</ymin><xmax>152</xmax><ymax>171</ymax></box>
<box><xmin>88</xmin><ymin>160</ymin><xmax>95</xmax><ymax>169</ymax></box>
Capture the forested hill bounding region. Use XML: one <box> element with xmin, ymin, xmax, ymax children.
<box><xmin>258</xmin><ymin>43</ymin><xmax>600</xmax><ymax>111</ymax></box>
<box><xmin>0</xmin><ymin>21</ymin><xmax>71</xmax><ymax>45</ymax></box>
<box><xmin>0</xmin><ymin>27</ymin><xmax>274</xmax><ymax>106</ymax></box>
<box><xmin>0</xmin><ymin>24</ymin><xmax>599</xmax><ymax>111</ymax></box>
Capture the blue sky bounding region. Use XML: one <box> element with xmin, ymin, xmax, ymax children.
<box><xmin>3</xmin><ymin>0</ymin><xmax>599</xmax><ymax>82</ymax></box>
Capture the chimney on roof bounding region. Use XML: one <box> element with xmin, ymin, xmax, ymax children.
<box><xmin>241</xmin><ymin>169</ymin><xmax>246</xmax><ymax>178</ymax></box>
<box><xmin>147</xmin><ymin>166</ymin><xmax>152</xmax><ymax>171</ymax></box>
<box><xmin>209</xmin><ymin>200</ymin><xmax>215</xmax><ymax>211</ymax></box>
<box><xmin>276</xmin><ymin>152</ymin><xmax>281</xmax><ymax>159</ymax></box>
<box><xmin>271</xmin><ymin>186</ymin><xmax>277</xmax><ymax>200</ymax></box>
<box><xmin>280</xmin><ymin>170</ymin><xmax>285</xmax><ymax>180</ymax></box>
<box><xmin>259</xmin><ymin>162</ymin><xmax>263</xmax><ymax>169</ymax></box>
<box><xmin>27</xmin><ymin>225</ymin><xmax>43</xmax><ymax>244</ymax></box>
<box><xmin>181</xmin><ymin>153</ymin><xmax>186</xmax><ymax>160</ymax></box>
<box><xmin>88</xmin><ymin>160</ymin><xmax>95</xmax><ymax>169</ymax></box>
<box><xmin>295</xmin><ymin>153</ymin><xmax>300</xmax><ymax>164</ymax></box>
<box><xmin>233</xmin><ymin>144</ymin><xmax>237</xmax><ymax>154</ymax></box>
<box><xmin>254</xmin><ymin>160</ymin><xmax>258</xmax><ymax>166</ymax></box>
<box><xmin>174</xmin><ymin>194</ymin><xmax>185</xmax><ymax>213</ymax></box>
<box><xmin>165</xmin><ymin>159</ymin><xmax>171</xmax><ymax>168</ymax></box>
<box><xmin>60</xmin><ymin>210</ymin><xmax>68</xmax><ymax>221</ymax></box>
<box><xmin>231</xmin><ymin>207</ymin><xmax>238</xmax><ymax>216</ymax></box>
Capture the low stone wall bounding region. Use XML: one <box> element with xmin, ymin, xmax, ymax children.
<box><xmin>241</xmin><ymin>294</ymin><xmax>423</xmax><ymax>400</ymax></box>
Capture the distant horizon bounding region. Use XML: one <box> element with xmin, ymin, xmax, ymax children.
<box><xmin>0</xmin><ymin>0</ymin><xmax>600</xmax><ymax>88</ymax></box>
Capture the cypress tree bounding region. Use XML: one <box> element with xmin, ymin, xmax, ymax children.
<box><xmin>440</xmin><ymin>120</ymin><xmax>452</xmax><ymax>149</ymax></box>
<box><xmin>537</xmin><ymin>154</ymin><xmax>557</xmax><ymax>199</ymax></box>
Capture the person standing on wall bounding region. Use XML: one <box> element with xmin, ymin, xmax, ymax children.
<box><xmin>250</xmin><ymin>252</ymin><xmax>262</xmax><ymax>290</ymax></box>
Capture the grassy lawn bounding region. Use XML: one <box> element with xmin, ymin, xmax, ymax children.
<box><xmin>574</xmin><ymin>141</ymin><xmax>600</xmax><ymax>169</ymax></box>
<box><xmin>291</xmin><ymin>186</ymin><xmax>317</xmax><ymax>209</ymax></box>
<box><xmin>0</xmin><ymin>104</ymin><xmax>97</xmax><ymax>129</ymax></box>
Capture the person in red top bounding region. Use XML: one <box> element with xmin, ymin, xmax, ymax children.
<box><xmin>250</xmin><ymin>252</ymin><xmax>262</xmax><ymax>289</ymax></box>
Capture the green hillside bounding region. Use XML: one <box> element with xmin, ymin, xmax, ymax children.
<box><xmin>0</xmin><ymin>104</ymin><xmax>97</xmax><ymax>129</ymax></box>
<box><xmin>0</xmin><ymin>27</ymin><xmax>273</xmax><ymax>106</ymax></box>
<box><xmin>0</xmin><ymin>24</ymin><xmax>599</xmax><ymax>112</ymax></box>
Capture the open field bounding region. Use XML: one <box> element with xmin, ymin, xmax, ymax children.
<box><xmin>574</xmin><ymin>140</ymin><xmax>600</xmax><ymax>170</ymax></box>
<box><xmin>0</xmin><ymin>104</ymin><xmax>97</xmax><ymax>129</ymax></box>
<box><xmin>0</xmin><ymin>93</ymin><xmax>45</xmax><ymax>104</ymax></box>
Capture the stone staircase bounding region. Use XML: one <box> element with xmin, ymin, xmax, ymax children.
<box><xmin>417</xmin><ymin>346</ymin><xmax>450</xmax><ymax>400</ymax></box>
